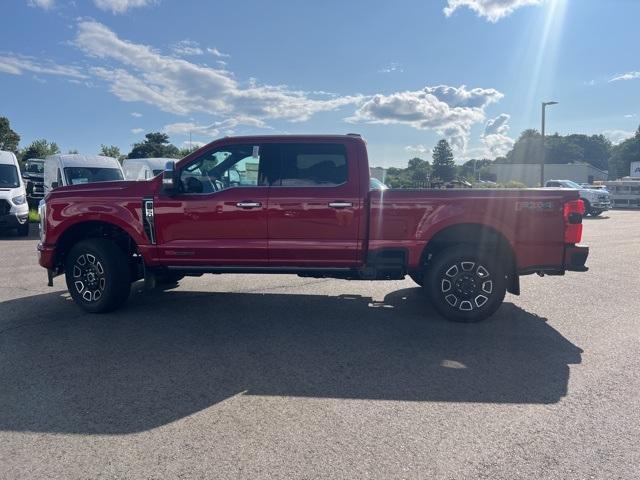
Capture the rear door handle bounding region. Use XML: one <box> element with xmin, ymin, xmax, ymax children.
<box><xmin>329</xmin><ymin>202</ymin><xmax>353</xmax><ymax>209</ymax></box>
<box><xmin>236</xmin><ymin>201</ymin><xmax>262</xmax><ymax>209</ymax></box>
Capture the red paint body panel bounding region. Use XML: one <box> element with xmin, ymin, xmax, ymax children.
<box><xmin>38</xmin><ymin>134</ymin><xmax>585</xmax><ymax>277</ymax></box>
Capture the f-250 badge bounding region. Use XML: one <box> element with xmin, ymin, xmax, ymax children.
<box><xmin>516</xmin><ymin>201</ymin><xmax>555</xmax><ymax>211</ymax></box>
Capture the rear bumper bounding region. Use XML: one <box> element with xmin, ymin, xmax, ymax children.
<box><xmin>564</xmin><ymin>244</ymin><xmax>589</xmax><ymax>272</ymax></box>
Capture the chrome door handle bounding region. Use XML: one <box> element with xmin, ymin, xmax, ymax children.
<box><xmin>236</xmin><ymin>201</ymin><xmax>262</xmax><ymax>209</ymax></box>
<box><xmin>329</xmin><ymin>202</ymin><xmax>353</xmax><ymax>208</ymax></box>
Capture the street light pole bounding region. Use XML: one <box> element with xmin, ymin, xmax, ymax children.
<box><xmin>540</xmin><ymin>101</ymin><xmax>558</xmax><ymax>187</ymax></box>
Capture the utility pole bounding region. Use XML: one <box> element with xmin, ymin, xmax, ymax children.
<box><xmin>541</xmin><ymin>101</ymin><xmax>558</xmax><ymax>186</ymax></box>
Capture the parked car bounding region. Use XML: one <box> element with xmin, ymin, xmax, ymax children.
<box><xmin>369</xmin><ymin>177</ymin><xmax>388</xmax><ymax>190</ymax></box>
<box><xmin>545</xmin><ymin>179</ymin><xmax>611</xmax><ymax>216</ymax></box>
<box><xmin>0</xmin><ymin>150</ymin><xmax>29</xmax><ymax>236</ymax></box>
<box><xmin>123</xmin><ymin>158</ymin><xmax>174</xmax><ymax>181</ymax></box>
<box><xmin>37</xmin><ymin>134</ymin><xmax>589</xmax><ymax>322</ymax></box>
<box><xmin>44</xmin><ymin>154</ymin><xmax>124</xmax><ymax>195</ymax></box>
<box><xmin>22</xmin><ymin>158</ymin><xmax>45</xmax><ymax>206</ymax></box>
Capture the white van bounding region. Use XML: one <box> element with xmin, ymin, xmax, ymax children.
<box><xmin>122</xmin><ymin>157</ymin><xmax>172</xmax><ymax>181</ymax></box>
<box><xmin>0</xmin><ymin>151</ymin><xmax>29</xmax><ymax>236</ymax></box>
<box><xmin>44</xmin><ymin>154</ymin><xmax>124</xmax><ymax>195</ymax></box>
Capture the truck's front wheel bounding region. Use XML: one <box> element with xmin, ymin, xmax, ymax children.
<box><xmin>425</xmin><ymin>247</ymin><xmax>506</xmax><ymax>323</ymax></box>
<box><xmin>64</xmin><ymin>239</ymin><xmax>131</xmax><ymax>313</ymax></box>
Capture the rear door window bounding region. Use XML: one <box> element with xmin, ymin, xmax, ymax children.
<box><xmin>274</xmin><ymin>143</ymin><xmax>348</xmax><ymax>187</ymax></box>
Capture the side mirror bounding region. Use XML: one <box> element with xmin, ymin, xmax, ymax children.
<box><xmin>162</xmin><ymin>161</ymin><xmax>178</xmax><ymax>194</ymax></box>
<box><xmin>51</xmin><ymin>181</ymin><xmax>59</xmax><ymax>189</ymax></box>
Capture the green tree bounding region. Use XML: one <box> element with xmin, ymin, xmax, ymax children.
<box><xmin>100</xmin><ymin>144</ymin><xmax>121</xmax><ymax>159</ymax></box>
<box><xmin>0</xmin><ymin>117</ymin><xmax>20</xmax><ymax>153</ymax></box>
<box><xmin>458</xmin><ymin>158</ymin><xmax>492</xmax><ymax>181</ymax></box>
<box><xmin>609</xmin><ymin>126</ymin><xmax>640</xmax><ymax>179</ymax></box>
<box><xmin>506</xmin><ymin>129</ymin><xmax>542</xmax><ymax>165</ymax></box>
<box><xmin>127</xmin><ymin>132</ymin><xmax>180</xmax><ymax>159</ymax></box>
<box><xmin>406</xmin><ymin>157</ymin><xmax>432</xmax><ymax>185</ymax></box>
<box><xmin>432</xmin><ymin>139</ymin><xmax>455</xmax><ymax>182</ymax></box>
<box><xmin>67</xmin><ymin>149</ymin><xmax>79</xmax><ymax>154</ymax></box>
<box><xmin>21</xmin><ymin>139</ymin><xmax>60</xmax><ymax>160</ymax></box>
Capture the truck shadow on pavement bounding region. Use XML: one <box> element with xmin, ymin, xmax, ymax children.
<box><xmin>0</xmin><ymin>285</ymin><xmax>582</xmax><ymax>434</ymax></box>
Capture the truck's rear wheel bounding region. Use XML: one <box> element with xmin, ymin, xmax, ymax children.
<box><xmin>425</xmin><ymin>246</ymin><xmax>506</xmax><ymax>323</ymax></box>
<box><xmin>64</xmin><ymin>239</ymin><xmax>131</xmax><ymax>313</ymax></box>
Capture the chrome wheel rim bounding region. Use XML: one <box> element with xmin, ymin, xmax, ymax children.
<box><xmin>72</xmin><ymin>253</ymin><xmax>106</xmax><ymax>302</ymax></box>
<box><xmin>440</xmin><ymin>260</ymin><xmax>493</xmax><ymax>311</ymax></box>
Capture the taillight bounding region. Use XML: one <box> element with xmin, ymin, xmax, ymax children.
<box><xmin>563</xmin><ymin>199</ymin><xmax>584</xmax><ymax>244</ymax></box>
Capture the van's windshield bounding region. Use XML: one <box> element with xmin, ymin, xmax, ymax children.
<box><xmin>0</xmin><ymin>164</ymin><xmax>20</xmax><ymax>188</ymax></box>
<box><xmin>26</xmin><ymin>160</ymin><xmax>44</xmax><ymax>174</ymax></box>
<box><xmin>64</xmin><ymin>167</ymin><xmax>124</xmax><ymax>185</ymax></box>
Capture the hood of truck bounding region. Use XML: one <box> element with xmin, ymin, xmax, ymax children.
<box><xmin>46</xmin><ymin>179</ymin><xmax>157</xmax><ymax>200</ymax></box>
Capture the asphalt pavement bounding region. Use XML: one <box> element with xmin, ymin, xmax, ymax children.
<box><xmin>0</xmin><ymin>211</ymin><xmax>638</xmax><ymax>479</ymax></box>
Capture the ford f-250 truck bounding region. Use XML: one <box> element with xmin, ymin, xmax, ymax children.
<box><xmin>37</xmin><ymin>134</ymin><xmax>588</xmax><ymax>322</ymax></box>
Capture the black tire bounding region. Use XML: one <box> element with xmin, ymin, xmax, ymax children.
<box><xmin>409</xmin><ymin>272</ymin><xmax>424</xmax><ymax>287</ymax></box>
<box><xmin>590</xmin><ymin>210</ymin><xmax>602</xmax><ymax>216</ymax></box>
<box><xmin>582</xmin><ymin>200</ymin><xmax>591</xmax><ymax>216</ymax></box>
<box><xmin>64</xmin><ymin>239</ymin><xmax>131</xmax><ymax>313</ymax></box>
<box><xmin>425</xmin><ymin>246</ymin><xmax>506</xmax><ymax>323</ymax></box>
<box><xmin>17</xmin><ymin>222</ymin><xmax>29</xmax><ymax>237</ymax></box>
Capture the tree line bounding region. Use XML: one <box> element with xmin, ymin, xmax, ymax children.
<box><xmin>380</xmin><ymin>126</ymin><xmax>640</xmax><ymax>188</ymax></box>
<box><xmin>0</xmin><ymin>116</ymin><xmax>195</xmax><ymax>165</ymax></box>
<box><xmin>2</xmin><ymin>114</ymin><xmax>638</xmax><ymax>182</ymax></box>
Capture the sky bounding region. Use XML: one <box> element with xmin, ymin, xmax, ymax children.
<box><xmin>1</xmin><ymin>0</ymin><xmax>639</xmax><ymax>167</ymax></box>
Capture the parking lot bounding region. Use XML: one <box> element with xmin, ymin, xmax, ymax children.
<box><xmin>0</xmin><ymin>210</ymin><xmax>638</xmax><ymax>479</ymax></box>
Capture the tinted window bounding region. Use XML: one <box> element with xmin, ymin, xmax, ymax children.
<box><xmin>0</xmin><ymin>164</ymin><xmax>19</xmax><ymax>188</ymax></box>
<box><xmin>276</xmin><ymin>143</ymin><xmax>347</xmax><ymax>187</ymax></box>
<box><xmin>180</xmin><ymin>144</ymin><xmax>276</xmax><ymax>194</ymax></box>
<box><xmin>64</xmin><ymin>167</ymin><xmax>124</xmax><ymax>185</ymax></box>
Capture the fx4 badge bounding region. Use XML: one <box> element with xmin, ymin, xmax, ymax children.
<box><xmin>516</xmin><ymin>201</ymin><xmax>555</xmax><ymax>212</ymax></box>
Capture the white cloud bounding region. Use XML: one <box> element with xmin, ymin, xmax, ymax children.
<box><xmin>28</xmin><ymin>0</ymin><xmax>54</xmax><ymax>9</ymax></box>
<box><xmin>131</xmin><ymin>128</ymin><xmax>145</xmax><ymax>134</ymax></box>
<box><xmin>405</xmin><ymin>144</ymin><xmax>429</xmax><ymax>155</ymax></box>
<box><xmin>164</xmin><ymin>117</ymin><xmax>269</xmax><ymax>138</ymax></box>
<box><xmin>603</xmin><ymin>130</ymin><xmax>634</xmax><ymax>145</ymax></box>
<box><xmin>347</xmin><ymin>85</ymin><xmax>503</xmax><ymax>150</ymax></box>
<box><xmin>131</xmin><ymin>112</ymin><xmax>143</xmax><ymax>117</ymax></box>
<box><xmin>610</xmin><ymin>71</ymin><xmax>640</xmax><ymax>82</ymax></box>
<box><xmin>624</xmin><ymin>114</ymin><xmax>637</xmax><ymax>118</ymax></box>
<box><xmin>378</xmin><ymin>62</ymin><xmax>403</xmax><ymax>74</ymax></box>
<box><xmin>444</xmin><ymin>0</ymin><xmax>543</xmax><ymax>22</ymax></box>
<box><xmin>93</xmin><ymin>0</ymin><xmax>153</xmax><ymax>14</ymax></box>
<box><xmin>74</xmin><ymin>21</ymin><xmax>362</xmax><ymax>124</ymax></box>
<box><xmin>481</xmin><ymin>113</ymin><xmax>514</xmax><ymax>157</ymax></box>
<box><xmin>171</xmin><ymin>40</ymin><xmax>204</xmax><ymax>56</ymax></box>
<box><xmin>0</xmin><ymin>54</ymin><xmax>86</xmax><ymax>79</ymax></box>
<box><xmin>207</xmin><ymin>48</ymin><xmax>230</xmax><ymax>58</ymax></box>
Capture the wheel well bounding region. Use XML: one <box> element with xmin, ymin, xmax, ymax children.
<box><xmin>55</xmin><ymin>221</ymin><xmax>139</xmax><ymax>270</ymax></box>
<box><xmin>419</xmin><ymin>224</ymin><xmax>519</xmax><ymax>295</ymax></box>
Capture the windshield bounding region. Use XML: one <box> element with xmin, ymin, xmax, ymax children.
<box><xmin>64</xmin><ymin>167</ymin><xmax>124</xmax><ymax>185</ymax></box>
<box><xmin>25</xmin><ymin>160</ymin><xmax>44</xmax><ymax>174</ymax></box>
<box><xmin>0</xmin><ymin>164</ymin><xmax>20</xmax><ymax>188</ymax></box>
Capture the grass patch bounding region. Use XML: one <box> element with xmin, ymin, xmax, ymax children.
<box><xmin>28</xmin><ymin>209</ymin><xmax>40</xmax><ymax>223</ymax></box>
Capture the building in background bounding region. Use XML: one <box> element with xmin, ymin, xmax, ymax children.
<box><xmin>489</xmin><ymin>163</ymin><xmax>608</xmax><ymax>187</ymax></box>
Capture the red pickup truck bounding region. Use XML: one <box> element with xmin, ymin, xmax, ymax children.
<box><xmin>37</xmin><ymin>134</ymin><xmax>588</xmax><ymax>322</ymax></box>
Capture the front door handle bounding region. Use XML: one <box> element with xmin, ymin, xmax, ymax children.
<box><xmin>236</xmin><ymin>201</ymin><xmax>262</xmax><ymax>209</ymax></box>
<box><xmin>329</xmin><ymin>202</ymin><xmax>353</xmax><ymax>209</ymax></box>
